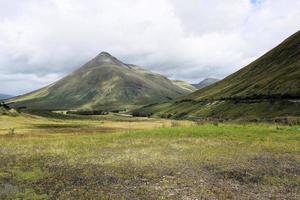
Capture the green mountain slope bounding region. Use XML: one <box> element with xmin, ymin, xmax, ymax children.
<box><xmin>171</xmin><ymin>80</ymin><xmax>197</xmax><ymax>92</ymax></box>
<box><xmin>189</xmin><ymin>31</ymin><xmax>300</xmax><ymax>100</ymax></box>
<box><xmin>134</xmin><ymin>31</ymin><xmax>300</xmax><ymax>120</ymax></box>
<box><xmin>8</xmin><ymin>52</ymin><xmax>193</xmax><ymax>111</ymax></box>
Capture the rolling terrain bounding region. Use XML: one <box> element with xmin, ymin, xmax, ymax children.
<box><xmin>8</xmin><ymin>52</ymin><xmax>194</xmax><ymax>112</ymax></box>
<box><xmin>134</xmin><ymin>31</ymin><xmax>300</xmax><ymax>120</ymax></box>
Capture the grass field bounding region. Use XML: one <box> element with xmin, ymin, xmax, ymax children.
<box><xmin>0</xmin><ymin>114</ymin><xmax>299</xmax><ymax>199</ymax></box>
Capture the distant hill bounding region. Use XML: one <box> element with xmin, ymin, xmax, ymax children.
<box><xmin>8</xmin><ymin>52</ymin><xmax>193</xmax><ymax>111</ymax></box>
<box><xmin>0</xmin><ymin>94</ymin><xmax>13</xmax><ymax>100</ymax></box>
<box><xmin>134</xmin><ymin>31</ymin><xmax>300</xmax><ymax>120</ymax></box>
<box><xmin>172</xmin><ymin>80</ymin><xmax>197</xmax><ymax>92</ymax></box>
<box><xmin>192</xmin><ymin>78</ymin><xmax>219</xmax><ymax>89</ymax></box>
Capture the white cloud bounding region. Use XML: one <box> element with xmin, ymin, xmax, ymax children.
<box><xmin>171</xmin><ymin>0</ymin><xmax>252</xmax><ymax>34</ymax></box>
<box><xmin>0</xmin><ymin>0</ymin><xmax>299</xmax><ymax>95</ymax></box>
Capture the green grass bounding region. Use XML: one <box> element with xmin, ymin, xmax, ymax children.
<box><xmin>188</xmin><ymin>31</ymin><xmax>300</xmax><ymax>100</ymax></box>
<box><xmin>0</xmin><ymin>114</ymin><xmax>299</xmax><ymax>199</ymax></box>
<box><xmin>139</xmin><ymin>100</ymin><xmax>300</xmax><ymax>121</ymax></box>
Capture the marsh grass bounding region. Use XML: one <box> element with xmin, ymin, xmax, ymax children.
<box><xmin>0</xmin><ymin>114</ymin><xmax>299</xmax><ymax>199</ymax></box>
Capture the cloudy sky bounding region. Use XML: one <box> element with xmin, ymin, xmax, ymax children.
<box><xmin>0</xmin><ymin>0</ymin><xmax>299</xmax><ymax>95</ymax></box>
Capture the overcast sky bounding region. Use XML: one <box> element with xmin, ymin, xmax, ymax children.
<box><xmin>0</xmin><ymin>0</ymin><xmax>299</xmax><ymax>95</ymax></box>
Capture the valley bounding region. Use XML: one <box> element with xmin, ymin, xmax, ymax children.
<box><xmin>0</xmin><ymin>21</ymin><xmax>299</xmax><ymax>200</ymax></box>
<box><xmin>1</xmin><ymin>1</ymin><xmax>300</xmax><ymax>199</ymax></box>
<box><xmin>0</xmin><ymin>112</ymin><xmax>299</xmax><ymax>199</ymax></box>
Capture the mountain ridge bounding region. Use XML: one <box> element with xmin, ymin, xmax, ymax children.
<box><xmin>133</xmin><ymin>31</ymin><xmax>300</xmax><ymax>120</ymax></box>
<box><xmin>187</xmin><ymin>31</ymin><xmax>300</xmax><ymax>101</ymax></box>
<box><xmin>8</xmin><ymin>52</ymin><xmax>194</xmax><ymax>111</ymax></box>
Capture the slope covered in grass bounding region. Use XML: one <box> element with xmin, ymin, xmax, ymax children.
<box><xmin>171</xmin><ymin>80</ymin><xmax>197</xmax><ymax>92</ymax></box>
<box><xmin>188</xmin><ymin>31</ymin><xmax>300</xmax><ymax>100</ymax></box>
<box><xmin>135</xmin><ymin>31</ymin><xmax>300</xmax><ymax>120</ymax></box>
<box><xmin>8</xmin><ymin>52</ymin><xmax>193</xmax><ymax>111</ymax></box>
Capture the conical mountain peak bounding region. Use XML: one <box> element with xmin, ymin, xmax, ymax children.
<box><xmin>8</xmin><ymin>51</ymin><xmax>193</xmax><ymax>111</ymax></box>
<box><xmin>90</xmin><ymin>51</ymin><xmax>129</xmax><ymax>68</ymax></box>
<box><xmin>97</xmin><ymin>51</ymin><xmax>113</xmax><ymax>57</ymax></box>
<box><xmin>95</xmin><ymin>51</ymin><xmax>116</xmax><ymax>61</ymax></box>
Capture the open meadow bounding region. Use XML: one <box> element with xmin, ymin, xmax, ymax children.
<box><xmin>0</xmin><ymin>113</ymin><xmax>299</xmax><ymax>199</ymax></box>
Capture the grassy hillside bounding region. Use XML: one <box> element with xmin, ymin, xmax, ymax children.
<box><xmin>0</xmin><ymin>114</ymin><xmax>299</xmax><ymax>199</ymax></box>
<box><xmin>171</xmin><ymin>80</ymin><xmax>197</xmax><ymax>92</ymax></box>
<box><xmin>135</xmin><ymin>100</ymin><xmax>300</xmax><ymax>122</ymax></box>
<box><xmin>134</xmin><ymin>31</ymin><xmax>300</xmax><ymax>120</ymax></box>
<box><xmin>8</xmin><ymin>52</ymin><xmax>193</xmax><ymax>111</ymax></box>
<box><xmin>188</xmin><ymin>31</ymin><xmax>300</xmax><ymax>100</ymax></box>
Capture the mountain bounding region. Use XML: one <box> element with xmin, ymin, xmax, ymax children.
<box><xmin>172</xmin><ymin>80</ymin><xmax>197</xmax><ymax>92</ymax></box>
<box><xmin>8</xmin><ymin>52</ymin><xmax>193</xmax><ymax>111</ymax></box>
<box><xmin>0</xmin><ymin>94</ymin><xmax>13</xmax><ymax>100</ymax></box>
<box><xmin>192</xmin><ymin>78</ymin><xmax>219</xmax><ymax>89</ymax></box>
<box><xmin>133</xmin><ymin>31</ymin><xmax>300</xmax><ymax>120</ymax></box>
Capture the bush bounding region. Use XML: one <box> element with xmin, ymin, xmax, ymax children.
<box><xmin>0</xmin><ymin>102</ymin><xmax>10</xmax><ymax>110</ymax></box>
<box><xmin>7</xmin><ymin>128</ymin><xmax>16</xmax><ymax>136</ymax></box>
<box><xmin>132</xmin><ymin>111</ymin><xmax>152</xmax><ymax>117</ymax></box>
<box><xmin>67</xmin><ymin>110</ymin><xmax>108</xmax><ymax>115</ymax></box>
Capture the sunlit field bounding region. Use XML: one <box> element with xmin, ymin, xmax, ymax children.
<box><xmin>0</xmin><ymin>114</ymin><xmax>299</xmax><ymax>199</ymax></box>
